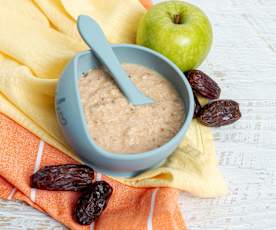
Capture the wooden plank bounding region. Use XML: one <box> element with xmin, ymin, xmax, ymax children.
<box><xmin>180</xmin><ymin>0</ymin><xmax>276</xmax><ymax>229</ymax></box>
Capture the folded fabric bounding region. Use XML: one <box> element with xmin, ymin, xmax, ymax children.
<box><xmin>0</xmin><ymin>0</ymin><xmax>227</xmax><ymax>198</ymax></box>
<box><xmin>0</xmin><ymin>113</ymin><xmax>185</xmax><ymax>229</ymax></box>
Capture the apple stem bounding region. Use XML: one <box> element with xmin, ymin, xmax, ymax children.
<box><xmin>174</xmin><ymin>14</ymin><xmax>181</xmax><ymax>24</ymax></box>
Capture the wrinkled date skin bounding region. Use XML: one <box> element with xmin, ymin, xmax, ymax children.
<box><xmin>30</xmin><ymin>164</ymin><xmax>94</xmax><ymax>191</ymax></box>
<box><xmin>193</xmin><ymin>93</ymin><xmax>202</xmax><ymax>118</ymax></box>
<box><xmin>187</xmin><ymin>70</ymin><xmax>221</xmax><ymax>99</ymax></box>
<box><xmin>198</xmin><ymin>100</ymin><xmax>241</xmax><ymax>127</ymax></box>
<box><xmin>75</xmin><ymin>181</ymin><xmax>113</xmax><ymax>225</ymax></box>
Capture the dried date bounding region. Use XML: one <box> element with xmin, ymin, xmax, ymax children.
<box><xmin>197</xmin><ymin>100</ymin><xmax>241</xmax><ymax>127</ymax></box>
<box><xmin>187</xmin><ymin>69</ymin><xmax>221</xmax><ymax>99</ymax></box>
<box><xmin>75</xmin><ymin>181</ymin><xmax>113</xmax><ymax>225</ymax></box>
<box><xmin>30</xmin><ymin>164</ymin><xmax>94</xmax><ymax>191</ymax></box>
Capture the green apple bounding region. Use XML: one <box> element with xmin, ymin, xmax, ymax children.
<box><xmin>136</xmin><ymin>1</ymin><xmax>212</xmax><ymax>72</ymax></box>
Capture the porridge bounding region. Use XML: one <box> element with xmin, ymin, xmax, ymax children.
<box><xmin>79</xmin><ymin>63</ymin><xmax>184</xmax><ymax>153</ymax></box>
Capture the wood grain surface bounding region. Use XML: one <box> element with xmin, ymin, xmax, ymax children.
<box><xmin>1</xmin><ymin>0</ymin><xmax>276</xmax><ymax>229</ymax></box>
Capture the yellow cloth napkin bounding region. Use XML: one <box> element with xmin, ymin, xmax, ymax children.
<box><xmin>0</xmin><ymin>0</ymin><xmax>227</xmax><ymax>197</ymax></box>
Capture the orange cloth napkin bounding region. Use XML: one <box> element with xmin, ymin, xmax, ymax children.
<box><xmin>0</xmin><ymin>113</ymin><xmax>185</xmax><ymax>229</ymax></box>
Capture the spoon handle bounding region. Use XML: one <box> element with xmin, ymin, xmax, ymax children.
<box><xmin>77</xmin><ymin>15</ymin><xmax>153</xmax><ymax>105</ymax></box>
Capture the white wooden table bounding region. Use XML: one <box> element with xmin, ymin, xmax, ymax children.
<box><xmin>1</xmin><ymin>0</ymin><xmax>276</xmax><ymax>229</ymax></box>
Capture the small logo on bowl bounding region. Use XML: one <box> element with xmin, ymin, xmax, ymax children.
<box><xmin>56</xmin><ymin>97</ymin><xmax>68</xmax><ymax>126</ymax></box>
<box><xmin>57</xmin><ymin>97</ymin><xmax>66</xmax><ymax>105</ymax></box>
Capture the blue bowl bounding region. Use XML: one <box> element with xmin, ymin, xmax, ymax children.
<box><xmin>55</xmin><ymin>44</ymin><xmax>194</xmax><ymax>178</ymax></box>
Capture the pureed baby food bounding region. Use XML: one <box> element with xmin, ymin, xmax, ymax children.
<box><xmin>79</xmin><ymin>64</ymin><xmax>184</xmax><ymax>154</ymax></box>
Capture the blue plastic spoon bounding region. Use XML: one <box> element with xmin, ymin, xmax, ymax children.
<box><xmin>77</xmin><ymin>15</ymin><xmax>153</xmax><ymax>105</ymax></box>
